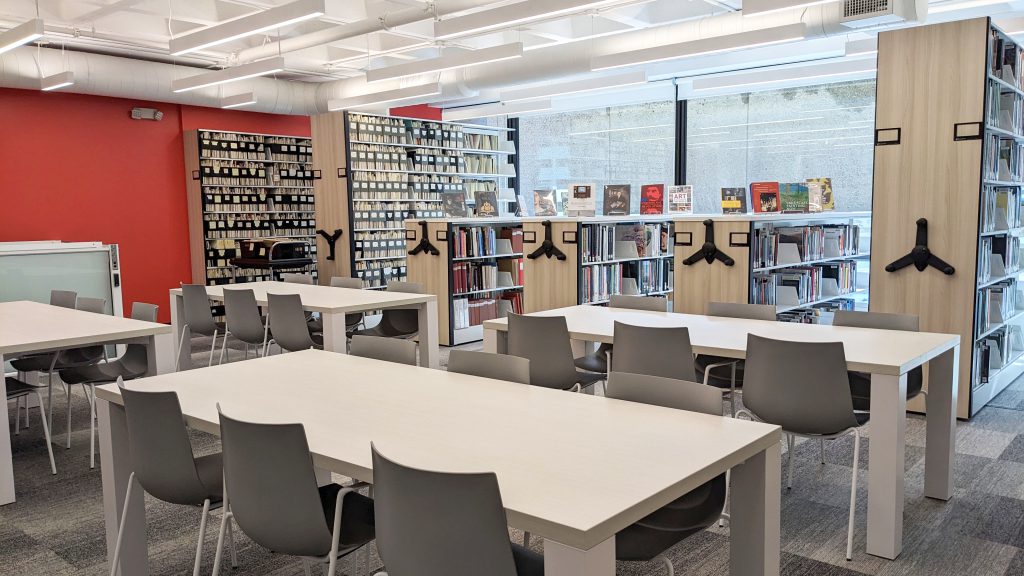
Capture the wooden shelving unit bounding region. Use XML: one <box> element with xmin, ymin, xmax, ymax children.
<box><xmin>405</xmin><ymin>218</ymin><xmax>524</xmax><ymax>346</ymax></box>
<box><xmin>183</xmin><ymin>129</ymin><xmax>317</xmax><ymax>286</ymax></box>
<box><xmin>672</xmin><ymin>212</ymin><xmax>871</xmax><ymax>322</ymax></box>
<box><xmin>311</xmin><ymin>111</ymin><xmax>516</xmax><ymax>290</ymax></box>
<box><xmin>872</xmin><ymin>18</ymin><xmax>1024</xmax><ymax>418</ymax></box>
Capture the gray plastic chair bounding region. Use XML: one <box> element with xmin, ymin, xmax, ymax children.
<box><xmin>695</xmin><ymin>301</ymin><xmax>777</xmax><ymax>416</ymax></box>
<box><xmin>833</xmin><ymin>310</ymin><xmax>925</xmax><ymax>411</ymax></box>
<box><xmin>281</xmin><ymin>273</ymin><xmax>324</xmax><ymax>334</ymax></box>
<box><xmin>52</xmin><ymin>296</ymin><xmax>108</xmax><ymax>450</ymax></box>
<box><xmin>604</xmin><ymin>371</ymin><xmax>728</xmax><ymax>574</ymax></box>
<box><xmin>739</xmin><ymin>334</ymin><xmax>866</xmax><ymax>560</ymax></box>
<box><xmin>212</xmin><ymin>409</ymin><xmax>375</xmax><ymax>576</ymax></box>
<box><xmin>354</xmin><ymin>281</ymin><xmax>424</xmax><ymax>339</ymax></box>
<box><xmin>60</xmin><ymin>302</ymin><xmax>159</xmax><ymax>468</ymax></box>
<box><xmin>267</xmin><ymin>293</ymin><xmax>323</xmax><ymax>353</ymax></box>
<box><xmin>609</xmin><ymin>321</ymin><xmax>697</xmax><ymax>382</ymax></box>
<box><xmin>507</xmin><ymin>313</ymin><xmax>603</xmax><ymax>392</ymax></box>
<box><xmin>371</xmin><ymin>444</ymin><xmax>543</xmax><ymax>576</ymax></box>
<box><xmin>575</xmin><ymin>295</ymin><xmax>669</xmax><ymax>374</ymax></box>
<box><xmin>219</xmin><ymin>289</ymin><xmax>270</xmax><ymax>364</ymax></box>
<box><xmin>448</xmin><ymin>350</ymin><xmax>530</xmax><ymax>385</ymax></box>
<box><xmin>110</xmin><ymin>378</ymin><xmax>235</xmax><ymax>576</ymax></box>
<box><xmin>350</xmin><ymin>335</ymin><xmax>417</xmax><ymax>365</ymax></box>
<box><xmin>331</xmin><ymin>276</ymin><xmax>366</xmax><ymax>334</ymax></box>
<box><xmin>176</xmin><ymin>284</ymin><xmax>225</xmax><ymax>370</ymax></box>
<box><xmin>282</xmin><ymin>273</ymin><xmax>316</xmax><ymax>284</ymax></box>
<box><xmin>6</xmin><ymin>377</ymin><xmax>56</xmax><ymax>475</ymax></box>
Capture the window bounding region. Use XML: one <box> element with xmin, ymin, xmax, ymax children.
<box><xmin>685</xmin><ymin>80</ymin><xmax>876</xmax><ymax>214</ymax></box>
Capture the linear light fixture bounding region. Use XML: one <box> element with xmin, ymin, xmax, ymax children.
<box><xmin>443</xmin><ymin>99</ymin><xmax>552</xmax><ymax>122</ymax></box>
<box><xmin>171</xmin><ymin>57</ymin><xmax>285</xmax><ymax>93</ymax></box>
<box><xmin>434</xmin><ymin>0</ymin><xmax>621</xmax><ymax>40</ymax></box>
<box><xmin>591</xmin><ymin>23</ymin><xmax>807</xmax><ymax>72</ymax></box>
<box><xmin>40</xmin><ymin>71</ymin><xmax>74</xmax><ymax>91</ymax></box>
<box><xmin>327</xmin><ymin>83</ymin><xmax>442</xmax><ymax>112</ymax></box>
<box><xmin>0</xmin><ymin>19</ymin><xmax>44</xmax><ymax>56</ymax></box>
<box><xmin>742</xmin><ymin>0</ymin><xmax>838</xmax><ymax>16</ymax></box>
<box><xmin>499</xmin><ymin>71</ymin><xmax>648</xmax><ymax>103</ymax></box>
<box><xmin>366</xmin><ymin>42</ymin><xmax>523</xmax><ymax>83</ymax></box>
<box><xmin>170</xmin><ymin>0</ymin><xmax>326</xmax><ymax>56</ymax></box>
<box><xmin>692</xmin><ymin>59</ymin><xmax>876</xmax><ymax>92</ymax></box>
<box><xmin>221</xmin><ymin>92</ymin><xmax>257</xmax><ymax>109</ymax></box>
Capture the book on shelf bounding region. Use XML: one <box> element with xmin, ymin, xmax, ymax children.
<box><xmin>533</xmin><ymin>189</ymin><xmax>558</xmax><ymax>216</ymax></box>
<box><xmin>720</xmin><ymin>187</ymin><xmax>748</xmax><ymax>214</ymax></box>
<box><xmin>603</xmin><ymin>184</ymin><xmax>632</xmax><ymax>215</ymax></box>
<box><xmin>779</xmin><ymin>182</ymin><xmax>810</xmax><ymax>213</ymax></box>
<box><xmin>807</xmin><ymin>177</ymin><xmax>833</xmax><ymax>211</ymax></box>
<box><xmin>442</xmin><ymin>191</ymin><xmax>468</xmax><ymax>217</ymax></box>
<box><xmin>750</xmin><ymin>182</ymin><xmax>780</xmax><ymax>213</ymax></box>
<box><xmin>668</xmin><ymin>185</ymin><xmax>693</xmax><ymax>214</ymax></box>
<box><xmin>452</xmin><ymin>292</ymin><xmax>523</xmax><ymax>330</ymax></box>
<box><xmin>640</xmin><ymin>184</ymin><xmax>665</xmax><ymax>215</ymax></box>
<box><xmin>567</xmin><ymin>183</ymin><xmax>597</xmax><ymax>216</ymax></box>
<box><xmin>474</xmin><ymin>190</ymin><xmax>499</xmax><ymax>217</ymax></box>
<box><xmin>499</xmin><ymin>227</ymin><xmax>524</xmax><ymax>254</ymax></box>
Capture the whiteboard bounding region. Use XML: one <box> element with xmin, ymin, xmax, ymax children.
<box><xmin>0</xmin><ymin>249</ymin><xmax>115</xmax><ymax>315</ymax></box>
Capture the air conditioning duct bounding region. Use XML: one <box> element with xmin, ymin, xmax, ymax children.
<box><xmin>840</xmin><ymin>0</ymin><xmax>926</xmax><ymax>28</ymax></box>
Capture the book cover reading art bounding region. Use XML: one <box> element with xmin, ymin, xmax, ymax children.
<box><xmin>668</xmin><ymin>185</ymin><xmax>693</xmax><ymax>214</ymax></box>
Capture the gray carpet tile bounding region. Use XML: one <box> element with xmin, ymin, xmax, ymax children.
<box><xmin>4</xmin><ymin>337</ymin><xmax>1024</xmax><ymax>575</ymax></box>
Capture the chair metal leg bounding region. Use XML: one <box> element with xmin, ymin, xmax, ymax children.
<box><xmin>109</xmin><ymin>472</ymin><xmax>138</xmax><ymax>576</ymax></box>
<box><xmin>208</xmin><ymin>330</ymin><xmax>219</xmax><ymax>368</ymax></box>
<box><xmin>87</xmin><ymin>384</ymin><xmax>97</xmax><ymax>468</ymax></box>
<box><xmin>14</xmin><ymin>396</ymin><xmax>21</xmax><ymax>435</ymax></box>
<box><xmin>847</xmin><ymin>430</ymin><xmax>861</xmax><ymax>561</ymax></box>
<box><xmin>193</xmin><ymin>498</ymin><xmax>212</xmax><ymax>576</ymax></box>
<box><xmin>787</xmin><ymin>433</ymin><xmax>794</xmax><ymax>490</ymax></box>
<box><xmin>24</xmin><ymin>392</ymin><xmax>29</xmax><ymax>427</ymax></box>
<box><xmin>656</xmin><ymin>554</ymin><xmax>674</xmax><ymax>576</ymax></box>
<box><xmin>719</xmin><ymin>469</ymin><xmax>730</xmax><ymax>527</ymax></box>
<box><xmin>65</xmin><ymin>381</ymin><xmax>73</xmax><ymax>449</ymax></box>
<box><xmin>523</xmin><ymin>531</ymin><xmax>531</xmax><ymax>547</ymax></box>
<box><xmin>219</xmin><ymin>332</ymin><xmax>230</xmax><ymax>365</ymax></box>
<box><xmin>820</xmin><ymin>438</ymin><xmax>826</xmax><ymax>465</ymax></box>
<box><xmin>47</xmin><ymin>372</ymin><xmax>54</xmax><ymax>438</ymax></box>
<box><xmin>226</xmin><ymin>512</ymin><xmax>238</xmax><ymax>568</ymax></box>
<box><xmin>211</xmin><ymin>508</ymin><xmax>232</xmax><ymax>576</ymax></box>
<box><xmin>303</xmin><ymin>559</ymin><xmax>313</xmax><ymax>576</ymax></box>
<box><xmin>729</xmin><ymin>362</ymin><xmax>737</xmax><ymax>417</ymax></box>
<box><xmin>175</xmin><ymin>323</ymin><xmax>190</xmax><ymax>372</ymax></box>
<box><xmin>35</xmin><ymin>391</ymin><xmax>56</xmax><ymax>475</ymax></box>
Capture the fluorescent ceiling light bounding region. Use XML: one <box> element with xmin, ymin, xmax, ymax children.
<box><xmin>0</xmin><ymin>19</ymin><xmax>44</xmax><ymax>56</ymax></box>
<box><xmin>844</xmin><ymin>38</ymin><xmax>877</xmax><ymax>56</ymax></box>
<box><xmin>697</xmin><ymin>116</ymin><xmax>826</xmax><ymax>130</ymax></box>
<box><xmin>221</xmin><ymin>92</ymin><xmax>257</xmax><ymax>109</ymax></box>
<box><xmin>499</xmin><ymin>71</ymin><xmax>648</xmax><ymax>103</ymax></box>
<box><xmin>443</xmin><ymin>99</ymin><xmax>552</xmax><ymax>122</ymax></box>
<box><xmin>328</xmin><ymin>83</ymin><xmax>442</xmax><ymax>112</ymax></box>
<box><xmin>40</xmin><ymin>71</ymin><xmax>74</xmax><ymax>92</ymax></box>
<box><xmin>170</xmin><ymin>0</ymin><xmax>326</xmax><ymax>56</ymax></box>
<box><xmin>171</xmin><ymin>57</ymin><xmax>285</xmax><ymax>93</ymax></box>
<box><xmin>591</xmin><ymin>23</ymin><xmax>807</xmax><ymax>71</ymax></box>
<box><xmin>434</xmin><ymin>0</ymin><xmax>621</xmax><ymax>40</ymax></box>
<box><xmin>692</xmin><ymin>59</ymin><xmax>876</xmax><ymax>91</ymax></box>
<box><xmin>928</xmin><ymin>0</ymin><xmax>1007</xmax><ymax>13</ymax></box>
<box><xmin>366</xmin><ymin>43</ymin><xmax>523</xmax><ymax>83</ymax></box>
<box><xmin>743</xmin><ymin>0</ymin><xmax>838</xmax><ymax>16</ymax></box>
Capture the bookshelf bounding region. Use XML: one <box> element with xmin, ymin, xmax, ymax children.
<box><xmin>672</xmin><ymin>213</ymin><xmax>871</xmax><ymax>322</ymax></box>
<box><xmin>404</xmin><ymin>218</ymin><xmax>524</xmax><ymax>346</ymax></box>
<box><xmin>311</xmin><ymin>111</ymin><xmax>516</xmax><ymax>290</ymax></box>
<box><xmin>521</xmin><ymin>216</ymin><xmax>675</xmax><ymax>313</ymax></box>
<box><xmin>872</xmin><ymin>18</ymin><xmax>1024</xmax><ymax>418</ymax></box>
<box><xmin>183</xmin><ymin>129</ymin><xmax>318</xmax><ymax>287</ymax></box>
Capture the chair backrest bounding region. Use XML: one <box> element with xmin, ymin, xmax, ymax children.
<box><xmin>330</xmin><ymin>276</ymin><xmax>364</xmax><ymax>289</ymax></box>
<box><xmin>223</xmin><ymin>289</ymin><xmax>267</xmax><ymax>345</ymax></box>
<box><xmin>77</xmin><ymin>296</ymin><xmax>106</xmax><ymax>314</ymax></box>
<box><xmin>181</xmin><ymin>284</ymin><xmax>218</xmax><ymax>336</ymax></box>
<box><xmin>706</xmin><ymin>301</ymin><xmax>777</xmax><ymax>322</ymax></box>
<box><xmin>832</xmin><ymin>310</ymin><xmax>919</xmax><ymax>332</ymax></box>
<box><xmin>608</xmin><ymin>294</ymin><xmax>669</xmax><ymax>312</ymax></box>
<box><xmin>118</xmin><ymin>379</ymin><xmax>210</xmax><ymax>506</ymax></box>
<box><xmin>606</xmin><ymin>372</ymin><xmax>723</xmax><ymax>416</ymax></box>
<box><xmin>611</xmin><ymin>321</ymin><xmax>696</xmax><ymax>381</ymax></box>
<box><xmin>507</xmin><ymin>313</ymin><xmax>579</xmax><ymax>390</ymax></box>
<box><xmin>350</xmin><ymin>335</ymin><xmax>417</xmax><ymax>365</ymax></box>
<box><xmin>50</xmin><ymin>289</ymin><xmax>77</xmax><ymax>308</ymax></box>
<box><xmin>379</xmin><ymin>281</ymin><xmax>424</xmax><ymax>336</ymax></box>
<box><xmin>219</xmin><ymin>409</ymin><xmax>333</xmax><ymax>557</ymax></box>
<box><xmin>121</xmin><ymin>303</ymin><xmax>159</xmax><ymax>373</ymax></box>
<box><xmin>371</xmin><ymin>445</ymin><xmax>519</xmax><ymax>576</ymax></box>
<box><xmin>267</xmin><ymin>293</ymin><xmax>315</xmax><ymax>352</ymax></box>
<box><xmin>743</xmin><ymin>334</ymin><xmax>858</xmax><ymax>435</ymax></box>
<box><xmin>281</xmin><ymin>273</ymin><xmax>315</xmax><ymax>285</ymax></box>
<box><xmin>387</xmin><ymin>281</ymin><xmax>424</xmax><ymax>294</ymax></box>
<box><xmin>447</xmin><ymin>350</ymin><xmax>530</xmax><ymax>385</ymax></box>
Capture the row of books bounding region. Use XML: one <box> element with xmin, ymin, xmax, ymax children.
<box><xmin>726</xmin><ymin>178</ymin><xmax>836</xmax><ymax>214</ymax></box>
<box><xmin>752</xmin><ymin>224</ymin><xmax>861</xmax><ymax>269</ymax></box>
<box><xmin>354</xmin><ymin>263</ymin><xmax>407</xmax><ymax>288</ymax></box>
<box><xmin>977</xmin><ymin>280</ymin><xmax>1022</xmax><ymax>337</ymax></box>
<box><xmin>451</xmin><ymin>260</ymin><xmax>522</xmax><ymax>295</ymax></box>
<box><xmin>535</xmin><ymin>184</ymin><xmax>693</xmax><ymax>217</ymax></box>
<box><xmin>751</xmin><ymin>261</ymin><xmax>859</xmax><ymax>307</ymax></box>
<box><xmin>581</xmin><ymin>223</ymin><xmax>671</xmax><ymax>263</ymax></box>
<box><xmin>975</xmin><ymin>324</ymin><xmax>1024</xmax><ymax>387</ymax></box>
<box><xmin>986</xmin><ymin>88</ymin><xmax>1023</xmax><ymax>136</ymax></box>
<box><xmin>984</xmin><ymin>135</ymin><xmax>1024</xmax><ymax>182</ymax></box>
<box><xmin>979</xmin><ymin>235</ymin><xmax>1022</xmax><ymax>283</ymax></box>
<box><xmin>776</xmin><ymin>298</ymin><xmax>857</xmax><ymax>324</ymax></box>
<box><xmin>580</xmin><ymin>260</ymin><xmax>673</xmax><ymax>304</ymax></box>
<box><xmin>348</xmin><ymin>113</ymin><xmax>468</xmax><ymax>148</ymax></box>
<box><xmin>452</xmin><ymin>226</ymin><xmax>523</xmax><ymax>258</ymax></box>
<box><xmin>452</xmin><ymin>293</ymin><xmax>522</xmax><ymax>330</ymax></box>
<box><xmin>990</xmin><ymin>29</ymin><xmax>1024</xmax><ymax>91</ymax></box>
<box><xmin>443</xmin><ymin>190</ymin><xmax>500</xmax><ymax>217</ymax></box>
<box><xmin>982</xmin><ymin>186</ymin><xmax>1023</xmax><ymax>232</ymax></box>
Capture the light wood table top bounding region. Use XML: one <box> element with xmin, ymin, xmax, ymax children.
<box><xmin>96</xmin><ymin>349</ymin><xmax>780</xmax><ymax>550</ymax></box>
<box><xmin>170</xmin><ymin>281</ymin><xmax>436</xmax><ymax>314</ymax></box>
<box><xmin>0</xmin><ymin>301</ymin><xmax>171</xmax><ymax>356</ymax></box>
<box><xmin>483</xmin><ymin>305</ymin><xmax>960</xmax><ymax>376</ymax></box>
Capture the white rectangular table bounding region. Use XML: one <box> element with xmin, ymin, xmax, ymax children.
<box><xmin>170</xmin><ymin>281</ymin><xmax>439</xmax><ymax>368</ymax></box>
<box><xmin>97</xmin><ymin>349</ymin><xmax>782</xmax><ymax>576</ymax></box>
<box><xmin>0</xmin><ymin>300</ymin><xmax>171</xmax><ymax>505</ymax></box>
<box><xmin>483</xmin><ymin>305</ymin><xmax>961</xmax><ymax>561</ymax></box>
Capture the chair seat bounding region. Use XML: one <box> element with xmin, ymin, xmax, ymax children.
<box><xmin>311</xmin><ymin>333</ymin><xmax>324</xmax><ymax>348</ymax></box>
<box><xmin>10</xmin><ymin>353</ymin><xmax>57</xmax><ymax>373</ymax></box>
<box><xmin>511</xmin><ymin>543</ymin><xmax>545</xmax><ymax>576</ymax></box>
<box><xmin>854</xmin><ymin>411</ymin><xmax>870</xmax><ymax>426</ymax></box>
<box><xmin>317</xmin><ymin>483</ymin><xmax>376</xmax><ymax>552</ymax></box>
<box><xmin>848</xmin><ymin>368</ymin><xmax>924</xmax><ymax>412</ymax></box>
<box><xmin>695</xmin><ymin>355</ymin><xmax>744</xmax><ymax>389</ymax></box>
<box><xmin>195</xmin><ymin>453</ymin><xmax>226</xmax><ymax>503</ymax></box>
<box><xmin>307</xmin><ymin>317</ymin><xmax>324</xmax><ymax>334</ymax></box>
<box><xmin>616</xmin><ymin>474</ymin><xmax>727</xmax><ymax>561</ymax></box>
<box><xmin>60</xmin><ymin>362</ymin><xmax>125</xmax><ymax>385</ymax></box>
<box><xmin>574</xmin><ymin>343</ymin><xmax>613</xmax><ymax>374</ymax></box>
<box><xmin>574</xmin><ymin>370</ymin><xmax>605</xmax><ymax>389</ymax></box>
<box><xmin>5</xmin><ymin>377</ymin><xmax>39</xmax><ymax>399</ymax></box>
<box><xmin>353</xmin><ymin>324</ymin><xmax>418</xmax><ymax>339</ymax></box>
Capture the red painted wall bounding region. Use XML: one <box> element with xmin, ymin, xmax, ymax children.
<box><xmin>389</xmin><ymin>104</ymin><xmax>442</xmax><ymax>120</ymax></box>
<box><xmin>0</xmin><ymin>88</ymin><xmax>310</xmax><ymax>322</ymax></box>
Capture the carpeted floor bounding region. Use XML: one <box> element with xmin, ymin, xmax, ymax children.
<box><xmin>4</xmin><ymin>338</ymin><xmax>1024</xmax><ymax>575</ymax></box>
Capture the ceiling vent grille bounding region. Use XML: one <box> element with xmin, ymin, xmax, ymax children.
<box><xmin>840</xmin><ymin>0</ymin><xmax>924</xmax><ymax>28</ymax></box>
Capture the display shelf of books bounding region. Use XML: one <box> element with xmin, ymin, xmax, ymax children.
<box><xmin>339</xmin><ymin>112</ymin><xmax>516</xmax><ymax>289</ymax></box>
<box><xmin>404</xmin><ymin>218</ymin><xmax>524</xmax><ymax>346</ymax></box>
<box><xmin>183</xmin><ymin>129</ymin><xmax>318</xmax><ymax>290</ymax></box>
<box><xmin>672</xmin><ymin>212</ymin><xmax>870</xmax><ymax>323</ymax></box>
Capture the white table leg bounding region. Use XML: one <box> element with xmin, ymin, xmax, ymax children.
<box><xmin>730</xmin><ymin>442</ymin><xmax>781</xmax><ymax>576</ymax></box>
<box><xmin>0</xmin><ymin>352</ymin><xmax>14</xmax><ymax>505</ymax></box>
<box><xmin>483</xmin><ymin>328</ymin><xmax>507</xmax><ymax>354</ymax></box>
<box><xmin>417</xmin><ymin>300</ymin><xmax>439</xmax><ymax>369</ymax></box>
<box><xmin>171</xmin><ymin>293</ymin><xmax>191</xmax><ymax>371</ymax></box>
<box><xmin>100</xmin><ymin>399</ymin><xmax>149</xmax><ymax>576</ymax></box>
<box><xmin>867</xmin><ymin>372</ymin><xmax>908</xmax><ymax>560</ymax></box>
<box><xmin>925</xmin><ymin>345</ymin><xmax>958</xmax><ymax>500</ymax></box>
<box><xmin>544</xmin><ymin>536</ymin><xmax>614</xmax><ymax>576</ymax></box>
<box><xmin>322</xmin><ymin>312</ymin><xmax>349</xmax><ymax>355</ymax></box>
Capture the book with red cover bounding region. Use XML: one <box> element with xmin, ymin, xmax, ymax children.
<box><xmin>640</xmin><ymin>184</ymin><xmax>665</xmax><ymax>214</ymax></box>
<box><xmin>750</xmin><ymin>182</ymin><xmax>781</xmax><ymax>213</ymax></box>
